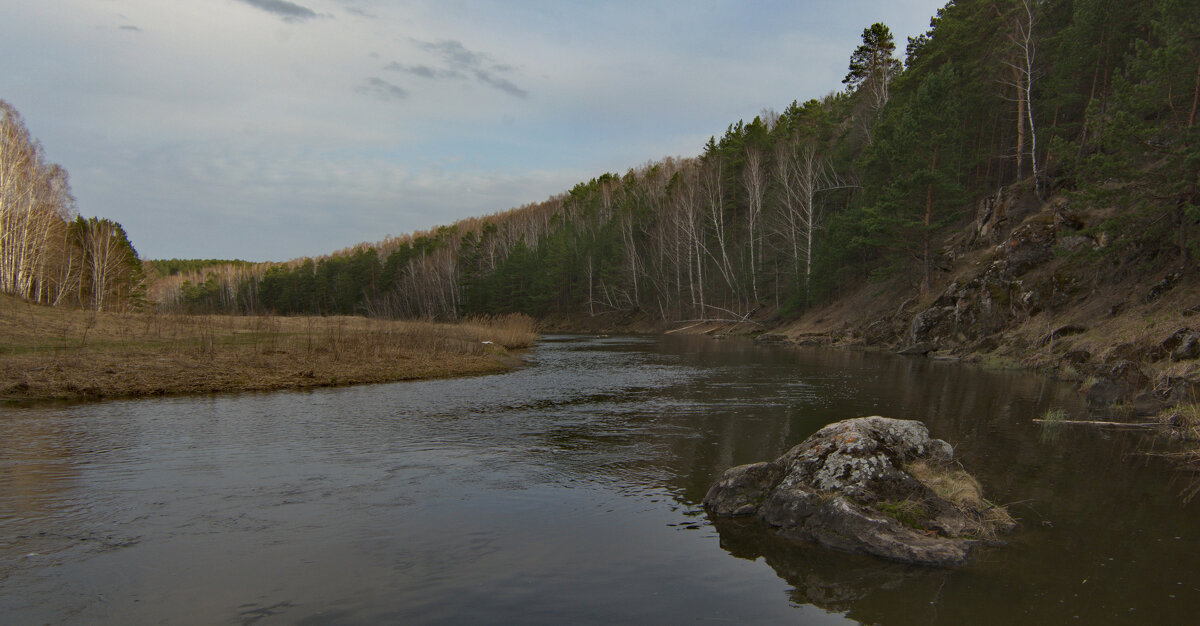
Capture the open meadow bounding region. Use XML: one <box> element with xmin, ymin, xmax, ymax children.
<box><xmin>0</xmin><ymin>295</ymin><xmax>535</xmax><ymax>403</ymax></box>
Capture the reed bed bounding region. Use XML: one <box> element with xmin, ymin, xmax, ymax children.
<box><xmin>0</xmin><ymin>296</ymin><xmax>535</xmax><ymax>403</ymax></box>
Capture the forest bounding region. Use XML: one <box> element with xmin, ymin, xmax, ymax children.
<box><xmin>3</xmin><ymin>0</ymin><xmax>1197</xmax><ymax>323</ymax></box>
<box><xmin>0</xmin><ymin>102</ymin><xmax>143</xmax><ymax>312</ymax></box>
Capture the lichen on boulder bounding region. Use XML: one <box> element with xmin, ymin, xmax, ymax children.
<box><xmin>703</xmin><ymin>416</ymin><xmax>1014</xmax><ymax>567</ymax></box>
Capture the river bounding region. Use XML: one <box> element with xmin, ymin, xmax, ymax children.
<box><xmin>2</xmin><ymin>335</ymin><xmax>1198</xmax><ymax>624</ymax></box>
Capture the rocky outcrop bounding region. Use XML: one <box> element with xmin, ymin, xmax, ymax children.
<box><xmin>971</xmin><ymin>186</ymin><xmax>1042</xmax><ymax>245</ymax></box>
<box><xmin>898</xmin><ymin>216</ymin><xmax>1082</xmax><ymax>354</ymax></box>
<box><xmin>890</xmin><ymin>187</ymin><xmax>1111</xmax><ymax>357</ymax></box>
<box><xmin>704</xmin><ymin>416</ymin><xmax>1013</xmax><ymax>567</ymax></box>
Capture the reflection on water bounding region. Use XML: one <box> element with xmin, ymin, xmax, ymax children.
<box><xmin>1</xmin><ymin>335</ymin><xmax>1198</xmax><ymax>624</ymax></box>
<box><xmin>712</xmin><ymin>516</ymin><xmax>946</xmax><ymax>615</ymax></box>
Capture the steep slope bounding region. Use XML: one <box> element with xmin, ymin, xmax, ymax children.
<box><xmin>767</xmin><ymin>180</ymin><xmax>1200</xmax><ymax>421</ymax></box>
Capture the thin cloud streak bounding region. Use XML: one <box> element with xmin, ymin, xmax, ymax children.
<box><xmin>412</xmin><ymin>38</ymin><xmax>528</xmax><ymax>98</ymax></box>
<box><xmin>473</xmin><ymin>70</ymin><xmax>527</xmax><ymax>99</ymax></box>
<box><xmin>385</xmin><ymin>62</ymin><xmax>464</xmax><ymax>80</ymax></box>
<box><xmin>234</xmin><ymin>0</ymin><xmax>320</xmax><ymax>23</ymax></box>
<box><xmin>355</xmin><ymin>77</ymin><xmax>408</xmax><ymax>101</ymax></box>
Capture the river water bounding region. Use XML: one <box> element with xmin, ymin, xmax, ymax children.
<box><xmin>2</xmin><ymin>335</ymin><xmax>1198</xmax><ymax>624</ymax></box>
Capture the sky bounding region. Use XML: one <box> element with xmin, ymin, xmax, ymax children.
<box><xmin>2</xmin><ymin>0</ymin><xmax>947</xmax><ymax>262</ymax></box>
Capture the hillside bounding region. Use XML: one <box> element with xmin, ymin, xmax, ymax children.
<box><xmin>145</xmin><ymin>0</ymin><xmax>1196</xmax><ymax>328</ymax></box>
<box><xmin>757</xmin><ymin>182</ymin><xmax>1199</xmax><ymax>419</ymax></box>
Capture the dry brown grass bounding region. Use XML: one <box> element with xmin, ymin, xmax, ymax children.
<box><xmin>907</xmin><ymin>459</ymin><xmax>1017</xmax><ymax>538</ymax></box>
<box><xmin>997</xmin><ymin>266</ymin><xmax>1200</xmax><ymax>374</ymax></box>
<box><xmin>0</xmin><ymin>295</ymin><xmax>536</xmax><ymax>403</ymax></box>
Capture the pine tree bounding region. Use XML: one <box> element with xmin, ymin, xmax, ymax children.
<box><xmin>844</xmin><ymin>22</ymin><xmax>903</xmax><ymax>144</ymax></box>
<box><xmin>856</xmin><ymin>65</ymin><xmax>967</xmax><ymax>293</ymax></box>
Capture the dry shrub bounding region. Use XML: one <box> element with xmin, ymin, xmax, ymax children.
<box><xmin>458</xmin><ymin>314</ymin><xmax>538</xmax><ymax>349</ymax></box>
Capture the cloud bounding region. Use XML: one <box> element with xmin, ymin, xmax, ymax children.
<box><xmin>119</xmin><ymin>25</ymin><xmax>142</xmax><ymax>32</ymax></box>
<box><xmin>408</xmin><ymin>38</ymin><xmax>528</xmax><ymax>98</ymax></box>
<box><xmin>326</xmin><ymin>0</ymin><xmax>376</xmax><ymax>19</ymax></box>
<box><xmin>472</xmin><ymin>71</ymin><xmax>527</xmax><ymax>99</ymax></box>
<box><xmin>419</xmin><ymin>39</ymin><xmax>488</xmax><ymax>69</ymax></box>
<box><xmin>233</xmin><ymin>0</ymin><xmax>320</xmax><ymax>23</ymax></box>
<box><xmin>385</xmin><ymin>62</ymin><xmax>463</xmax><ymax>80</ymax></box>
<box><xmin>343</xmin><ymin>7</ymin><xmax>377</xmax><ymax>19</ymax></box>
<box><xmin>356</xmin><ymin>77</ymin><xmax>408</xmax><ymax>101</ymax></box>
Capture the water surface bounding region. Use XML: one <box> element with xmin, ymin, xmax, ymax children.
<box><xmin>2</xmin><ymin>335</ymin><xmax>1197</xmax><ymax>624</ymax></box>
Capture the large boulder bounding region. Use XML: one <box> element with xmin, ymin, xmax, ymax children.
<box><xmin>704</xmin><ymin>416</ymin><xmax>1013</xmax><ymax>567</ymax></box>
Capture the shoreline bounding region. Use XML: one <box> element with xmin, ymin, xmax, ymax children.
<box><xmin>545</xmin><ymin>311</ymin><xmax>1198</xmax><ymax>441</ymax></box>
<box><xmin>2</xmin><ymin>350</ymin><xmax>521</xmax><ymax>406</ymax></box>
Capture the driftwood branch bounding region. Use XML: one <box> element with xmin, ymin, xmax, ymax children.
<box><xmin>670</xmin><ymin>318</ymin><xmax>765</xmax><ymax>326</ymax></box>
<box><xmin>1032</xmin><ymin>419</ymin><xmax>1161</xmax><ymax>429</ymax></box>
<box><xmin>665</xmin><ymin>321</ymin><xmax>707</xmax><ymax>334</ymax></box>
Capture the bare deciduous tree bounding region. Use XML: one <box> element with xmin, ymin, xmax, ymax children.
<box><xmin>742</xmin><ymin>146</ymin><xmax>767</xmax><ymax>304</ymax></box>
<box><xmin>1</xmin><ymin>100</ymin><xmax>83</xmax><ymax>306</ymax></box>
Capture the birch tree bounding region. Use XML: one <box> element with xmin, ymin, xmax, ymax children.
<box><xmin>1005</xmin><ymin>0</ymin><xmax>1041</xmax><ymax>194</ymax></box>
<box><xmin>773</xmin><ymin>140</ymin><xmax>852</xmax><ymax>304</ymax></box>
<box><xmin>741</xmin><ymin>146</ymin><xmax>766</xmax><ymax>304</ymax></box>
<box><xmin>78</xmin><ymin>217</ymin><xmax>141</xmax><ymax>311</ymax></box>
<box><xmin>1</xmin><ymin>100</ymin><xmax>79</xmax><ymax>305</ymax></box>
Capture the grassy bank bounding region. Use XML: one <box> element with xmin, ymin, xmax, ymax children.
<box><xmin>0</xmin><ymin>295</ymin><xmax>535</xmax><ymax>404</ymax></box>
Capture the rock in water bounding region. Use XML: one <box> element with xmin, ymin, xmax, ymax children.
<box><xmin>703</xmin><ymin>416</ymin><xmax>1013</xmax><ymax>567</ymax></box>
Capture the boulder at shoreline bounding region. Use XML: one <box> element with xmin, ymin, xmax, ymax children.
<box><xmin>704</xmin><ymin>416</ymin><xmax>1014</xmax><ymax>567</ymax></box>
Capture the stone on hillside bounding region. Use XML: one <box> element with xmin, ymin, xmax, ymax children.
<box><xmin>1056</xmin><ymin>235</ymin><xmax>1093</xmax><ymax>252</ymax></box>
<box><xmin>1002</xmin><ymin>222</ymin><xmax>1055</xmax><ymax>276</ymax></box>
<box><xmin>1145</xmin><ymin>273</ymin><xmax>1181</xmax><ymax>303</ymax></box>
<box><xmin>1083</xmin><ymin>360</ymin><xmax>1154</xmax><ymax>411</ymax></box>
<box><xmin>909</xmin><ymin>306</ymin><xmax>955</xmax><ymax>345</ymax></box>
<box><xmin>1175</xmin><ymin>335</ymin><xmax>1200</xmax><ymax>362</ymax></box>
<box><xmin>1060</xmin><ymin>349</ymin><xmax>1092</xmax><ymax>365</ymax></box>
<box><xmin>1037</xmin><ymin>324</ymin><xmax>1087</xmax><ymax>347</ymax></box>
<box><xmin>704</xmin><ymin>416</ymin><xmax>1014</xmax><ymax>567</ymax></box>
<box><xmin>896</xmin><ymin>342</ymin><xmax>939</xmax><ymax>356</ymax></box>
<box><xmin>1162</xmin><ymin>328</ymin><xmax>1200</xmax><ymax>362</ymax></box>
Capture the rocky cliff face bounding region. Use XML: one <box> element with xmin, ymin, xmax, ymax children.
<box><xmin>899</xmin><ymin>189</ymin><xmax>1097</xmax><ymax>354</ymax></box>
<box><xmin>773</xmin><ymin>182</ymin><xmax>1200</xmax><ymax>422</ymax></box>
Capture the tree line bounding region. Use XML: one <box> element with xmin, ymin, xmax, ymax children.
<box><xmin>1</xmin><ymin>101</ymin><xmax>143</xmax><ymax>311</ymax></box>
<box><xmin>148</xmin><ymin>0</ymin><xmax>1198</xmax><ymax>320</ymax></box>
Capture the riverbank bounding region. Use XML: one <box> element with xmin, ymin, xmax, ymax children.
<box><xmin>0</xmin><ymin>295</ymin><xmax>535</xmax><ymax>404</ymax></box>
<box><xmin>544</xmin><ymin>182</ymin><xmax>1200</xmax><ymax>459</ymax></box>
<box><xmin>758</xmin><ymin>190</ymin><xmax>1200</xmax><ymax>426</ymax></box>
